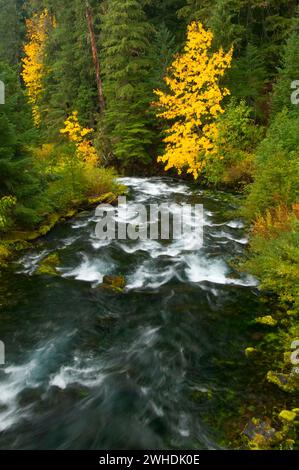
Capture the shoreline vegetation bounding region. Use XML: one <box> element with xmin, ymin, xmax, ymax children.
<box><xmin>0</xmin><ymin>187</ymin><xmax>124</xmax><ymax>268</ymax></box>
<box><xmin>0</xmin><ymin>0</ymin><xmax>298</xmax><ymax>450</ymax></box>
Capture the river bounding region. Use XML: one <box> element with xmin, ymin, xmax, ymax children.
<box><xmin>0</xmin><ymin>177</ymin><xmax>264</xmax><ymax>449</ymax></box>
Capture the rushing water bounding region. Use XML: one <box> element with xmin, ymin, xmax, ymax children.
<box><xmin>0</xmin><ymin>177</ymin><xmax>263</xmax><ymax>450</ymax></box>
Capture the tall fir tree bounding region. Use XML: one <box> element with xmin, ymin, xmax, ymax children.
<box><xmin>0</xmin><ymin>61</ymin><xmax>40</xmax><ymax>224</ymax></box>
<box><xmin>271</xmin><ymin>12</ymin><xmax>299</xmax><ymax>117</ymax></box>
<box><xmin>0</xmin><ymin>0</ymin><xmax>26</xmax><ymax>66</ymax></box>
<box><xmin>44</xmin><ymin>0</ymin><xmax>100</xmax><ymax>135</ymax></box>
<box><xmin>100</xmin><ymin>0</ymin><xmax>154</xmax><ymax>169</ymax></box>
<box><xmin>228</xmin><ymin>44</ymin><xmax>267</xmax><ymax>119</ymax></box>
<box><xmin>143</xmin><ymin>0</ymin><xmax>185</xmax><ymax>39</ymax></box>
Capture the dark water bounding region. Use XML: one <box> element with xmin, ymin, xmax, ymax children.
<box><xmin>0</xmin><ymin>177</ymin><xmax>262</xmax><ymax>449</ymax></box>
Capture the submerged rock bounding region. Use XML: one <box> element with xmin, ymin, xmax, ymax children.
<box><xmin>190</xmin><ymin>386</ymin><xmax>213</xmax><ymax>402</ymax></box>
<box><xmin>95</xmin><ymin>314</ymin><xmax>119</xmax><ymax>330</ymax></box>
<box><xmin>18</xmin><ymin>387</ymin><xmax>43</xmax><ymax>407</ymax></box>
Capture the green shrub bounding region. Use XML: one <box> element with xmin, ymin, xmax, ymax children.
<box><xmin>13</xmin><ymin>205</ymin><xmax>43</xmax><ymax>228</ymax></box>
<box><xmin>243</xmin><ymin>216</ymin><xmax>299</xmax><ymax>314</ymax></box>
<box><xmin>81</xmin><ymin>167</ymin><xmax>119</xmax><ymax>197</ymax></box>
<box><xmin>204</xmin><ymin>100</ymin><xmax>263</xmax><ymax>187</ymax></box>
<box><xmin>271</xmin><ymin>15</ymin><xmax>299</xmax><ymax>117</ymax></box>
<box><xmin>244</xmin><ymin>110</ymin><xmax>299</xmax><ymax>220</ymax></box>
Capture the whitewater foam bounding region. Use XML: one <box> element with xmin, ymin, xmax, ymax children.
<box><xmin>60</xmin><ymin>253</ymin><xmax>113</xmax><ymax>284</ymax></box>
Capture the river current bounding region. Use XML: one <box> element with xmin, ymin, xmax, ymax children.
<box><xmin>0</xmin><ymin>177</ymin><xmax>262</xmax><ymax>449</ymax></box>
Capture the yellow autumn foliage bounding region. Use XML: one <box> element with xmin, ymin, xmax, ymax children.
<box><xmin>22</xmin><ymin>9</ymin><xmax>51</xmax><ymax>126</ymax></box>
<box><xmin>154</xmin><ymin>22</ymin><xmax>233</xmax><ymax>179</ymax></box>
<box><xmin>60</xmin><ymin>111</ymin><xmax>99</xmax><ymax>167</ymax></box>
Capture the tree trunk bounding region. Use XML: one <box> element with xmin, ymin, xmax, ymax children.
<box><xmin>85</xmin><ymin>1</ymin><xmax>105</xmax><ymax>113</ymax></box>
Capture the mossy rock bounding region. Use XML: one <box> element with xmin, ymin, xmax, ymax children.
<box><xmin>256</xmin><ymin>315</ymin><xmax>278</xmax><ymax>327</ymax></box>
<box><xmin>88</xmin><ymin>192</ymin><xmax>118</xmax><ymax>206</ymax></box>
<box><xmin>267</xmin><ymin>370</ymin><xmax>299</xmax><ymax>393</ymax></box>
<box><xmin>0</xmin><ymin>240</ymin><xmax>33</xmax><ymax>269</ymax></box>
<box><xmin>97</xmin><ymin>275</ymin><xmax>126</xmax><ymax>293</ymax></box>
<box><xmin>245</xmin><ymin>347</ymin><xmax>257</xmax><ymax>358</ymax></box>
<box><xmin>4</xmin><ymin>230</ymin><xmax>41</xmax><ymax>242</ymax></box>
<box><xmin>38</xmin><ymin>214</ymin><xmax>61</xmax><ymax>236</ymax></box>
<box><xmin>279</xmin><ymin>410</ymin><xmax>297</xmax><ymax>423</ymax></box>
<box><xmin>12</xmin><ymin>240</ymin><xmax>32</xmax><ymax>251</ymax></box>
<box><xmin>0</xmin><ymin>244</ymin><xmax>12</xmax><ymax>267</ymax></box>
<box><xmin>65</xmin><ymin>209</ymin><xmax>77</xmax><ymax>218</ymax></box>
<box><xmin>36</xmin><ymin>253</ymin><xmax>60</xmax><ymax>276</ymax></box>
<box><xmin>77</xmin><ymin>211</ymin><xmax>90</xmax><ymax>218</ymax></box>
<box><xmin>243</xmin><ymin>418</ymin><xmax>278</xmax><ymax>450</ymax></box>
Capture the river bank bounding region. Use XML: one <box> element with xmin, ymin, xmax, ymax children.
<box><xmin>0</xmin><ymin>187</ymin><xmax>125</xmax><ymax>269</ymax></box>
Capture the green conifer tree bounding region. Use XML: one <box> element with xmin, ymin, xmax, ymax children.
<box><xmin>271</xmin><ymin>13</ymin><xmax>299</xmax><ymax>117</ymax></box>
<box><xmin>0</xmin><ymin>62</ymin><xmax>40</xmax><ymax>225</ymax></box>
<box><xmin>100</xmin><ymin>0</ymin><xmax>154</xmax><ymax>169</ymax></box>
<box><xmin>0</xmin><ymin>0</ymin><xmax>25</xmax><ymax>66</ymax></box>
<box><xmin>27</xmin><ymin>0</ymin><xmax>101</xmax><ymax>137</ymax></box>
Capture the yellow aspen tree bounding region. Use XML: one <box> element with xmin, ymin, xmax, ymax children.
<box><xmin>22</xmin><ymin>9</ymin><xmax>50</xmax><ymax>126</ymax></box>
<box><xmin>154</xmin><ymin>22</ymin><xmax>233</xmax><ymax>179</ymax></box>
<box><xmin>60</xmin><ymin>111</ymin><xmax>99</xmax><ymax>167</ymax></box>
